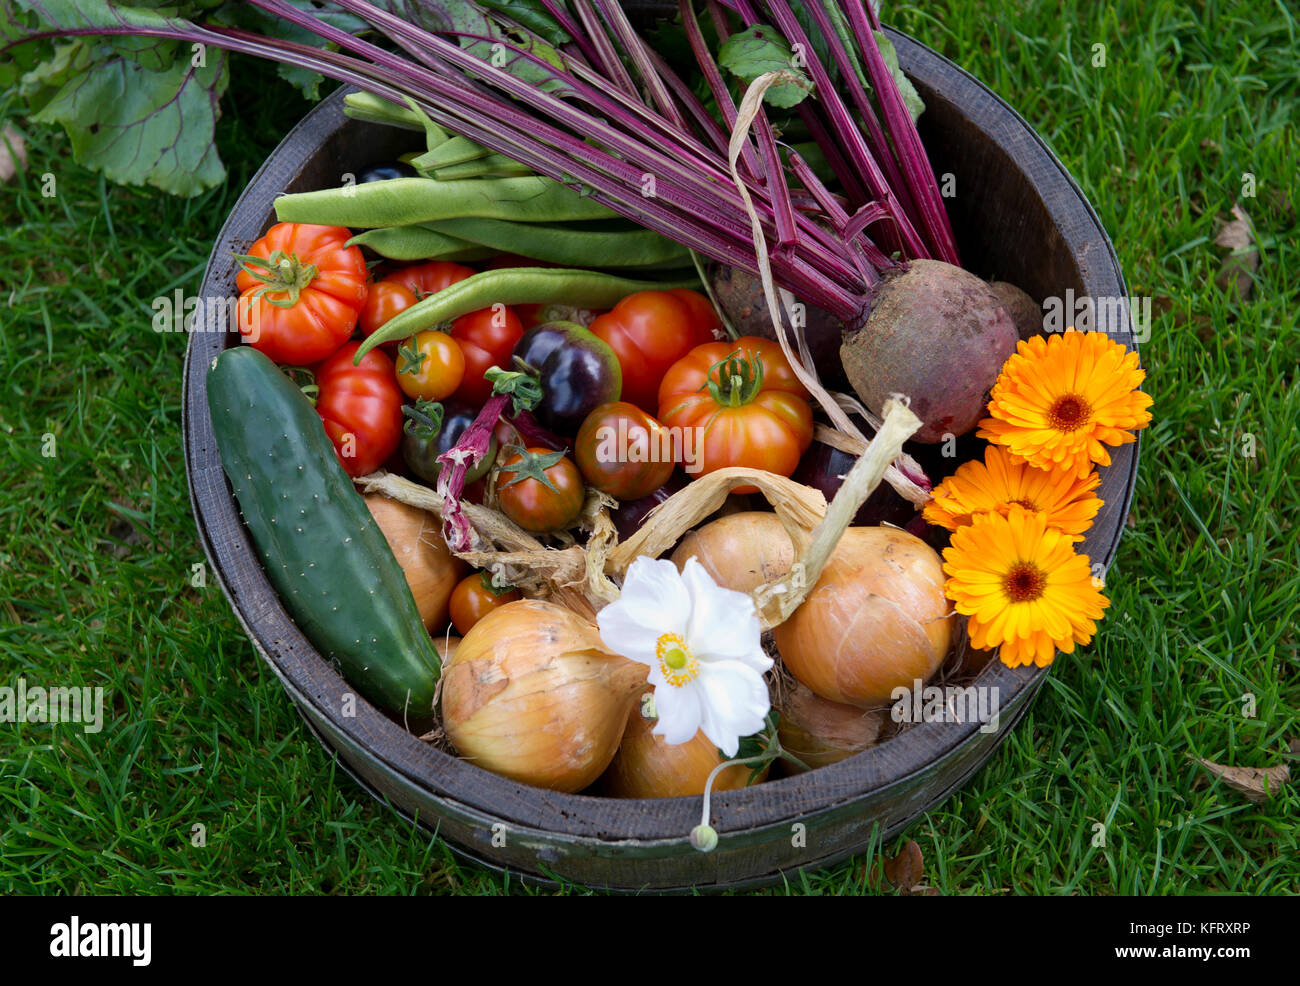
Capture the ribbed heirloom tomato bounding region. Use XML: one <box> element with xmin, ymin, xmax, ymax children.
<box><xmin>235</xmin><ymin>223</ymin><xmax>368</xmax><ymax>364</ymax></box>
<box><xmin>657</xmin><ymin>336</ymin><xmax>813</xmax><ymax>486</ymax></box>
<box><xmin>314</xmin><ymin>341</ymin><xmax>405</xmax><ymax>477</ymax></box>
<box><xmin>588</xmin><ymin>289</ymin><xmax>720</xmax><ymax>411</ymax></box>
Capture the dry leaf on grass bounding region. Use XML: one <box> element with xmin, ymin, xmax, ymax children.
<box><xmin>1214</xmin><ymin>203</ymin><xmax>1260</xmax><ymax>301</ymax></box>
<box><xmin>1195</xmin><ymin>754</ymin><xmax>1290</xmax><ymax>803</ymax></box>
<box><xmin>0</xmin><ymin>125</ymin><xmax>26</xmax><ymax>183</ymax></box>
<box><xmin>861</xmin><ymin>839</ymin><xmax>940</xmax><ymax>895</ymax></box>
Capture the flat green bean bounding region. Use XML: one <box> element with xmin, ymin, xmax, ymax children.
<box><xmin>347</xmin><ymin>226</ymin><xmax>478</xmax><ymax>261</ymax></box>
<box><xmin>432</xmin><ymin>156</ymin><xmax>534</xmax><ymax>181</ymax></box>
<box><xmin>424</xmin><ymin>217</ymin><xmax>690</xmax><ymax>268</ymax></box>
<box><xmin>356</xmin><ymin>267</ymin><xmax>703</xmax><ymax>360</ymax></box>
<box><xmin>274</xmin><ymin>176</ymin><xmax>618</xmax><ymax>227</ymax></box>
<box><xmin>412</xmin><ymin>135</ymin><xmax>490</xmax><ymax>171</ymax></box>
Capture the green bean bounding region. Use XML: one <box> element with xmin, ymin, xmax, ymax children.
<box><xmin>356</xmin><ymin>267</ymin><xmax>703</xmax><ymax>360</ymax></box>
<box><xmin>412</xmin><ymin>135</ymin><xmax>491</xmax><ymax>171</ymax></box>
<box><xmin>342</xmin><ymin>93</ymin><xmax>449</xmax><ymax>148</ymax></box>
<box><xmin>346</xmin><ymin>226</ymin><xmax>490</xmax><ymax>262</ymax></box>
<box><xmin>423</xmin><ymin>217</ymin><xmax>691</xmax><ymax>268</ymax></box>
<box><xmin>274</xmin><ymin>176</ymin><xmax>618</xmax><ymax>227</ymax></box>
<box><xmin>432</xmin><ymin>155</ymin><xmax>535</xmax><ymax>181</ymax></box>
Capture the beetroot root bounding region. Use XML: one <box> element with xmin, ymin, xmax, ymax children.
<box><xmin>840</xmin><ymin>259</ymin><xmax>1017</xmax><ymax>443</ymax></box>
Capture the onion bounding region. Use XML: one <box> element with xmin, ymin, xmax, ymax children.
<box><xmin>364</xmin><ymin>494</ymin><xmax>464</xmax><ymax>632</ymax></box>
<box><xmin>776</xmin><ymin>679</ymin><xmax>885</xmax><ymax>771</ymax></box>
<box><xmin>440</xmin><ymin>599</ymin><xmax>647</xmax><ymax>792</ymax></box>
<box><xmin>601</xmin><ymin>691</ymin><xmax>766</xmax><ymax>798</ymax></box>
<box><xmin>669</xmin><ymin>511</ymin><xmax>794</xmax><ymax>595</ymax></box>
<box><xmin>773</xmin><ymin>526</ymin><xmax>952</xmax><ymax>708</ymax></box>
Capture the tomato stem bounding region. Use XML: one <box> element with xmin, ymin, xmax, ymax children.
<box><xmin>703</xmin><ymin>349</ymin><xmax>766</xmax><ymax>407</ymax></box>
<box><xmin>234</xmin><ymin>248</ymin><xmax>320</xmax><ymax>309</ymax></box>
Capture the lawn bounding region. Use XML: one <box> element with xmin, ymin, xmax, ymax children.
<box><xmin>1</xmin><ymin>0</ymin><xmax>1296</xmax><ymax>895</ymax></box>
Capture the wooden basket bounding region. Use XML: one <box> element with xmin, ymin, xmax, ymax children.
<box><xmin>183</xmin><ymin>30</ymin><xmax>1140</xmax><ymax>891</ymax></box>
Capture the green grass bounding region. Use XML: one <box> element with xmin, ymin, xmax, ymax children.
<box><xmin>1</xmin><ymin>0</ymin><xmax>1297</xmax><ymax>895</ymax></box>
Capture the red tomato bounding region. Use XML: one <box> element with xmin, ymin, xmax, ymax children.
<box><xmin>669</xmin><ymin>288</ymin><xmax>723</xmax><ymax>341</ymax></box>
<box><xmin>396</xmin><ymin>330</ymin><xmax>466</xmax><ymax>402</ymax></box>
<box><xmin>314</xmin><ymin>341</ymin><xmax>405</xmax><ymax>477</ymax></box>
<box><xmin>657</xmin><ymin>336</ymin><xmax>813</xmax><ymax>488</ymax></box>
<box><xmin>449</xmin><ymin>572</ymin><xmax>521</xmax><ymax>635</ymax></box>
<box><xmin>359</xmin><ymin>280</ymin><xmax>418</xmax><ymax>343</ymax></box>
<box><xmin>386</xmin><ymin>260</ymin><xmax>475</xmax><ymax>298</ymax></box>
<box><xmin>235</xmin><ymin>223</ymin><xmax>367</xmax><ymax>365</ymax></box>
<box><xmin>449</xmin><ymin>305</ymin><xmax>524</xmax><ymax>405</ymax></box>
<box><xmin>589</xmin><ymin>290</ymin><xmax>718</xmax><ymax>411</ymax></box>
<box><xmin>574</xmin><ymin>402</ymin><xmax>675</xmax><ymax>500</ymax></box>
<box><xmin>496</xmin><ymin>446</ymin><xmax>586</xmax><ymax>533</ymax></box>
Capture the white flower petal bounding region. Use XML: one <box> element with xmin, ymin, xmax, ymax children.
<box><xmin>679</xmin><ymin>557</ymin><xmax>770</xmax><ymax>670</ymax></box>
<box><xmin>694</xmin><ymin>660</ymin><xmax>771</xmax><ymax>757</ymax></box>
<box><xmin>617</xmin><ymin>556</ymin><xmax>691</xmax><ymax>635</ymax></box>
<box><xmin>651</xmin><ymin>682</ymin><xmax>702</xmax><ymax>746</ymax></box>
<box><xmin>597</xmin><ymin>599</ymin><xmax>663</xmax><ymax>665</ymax></box>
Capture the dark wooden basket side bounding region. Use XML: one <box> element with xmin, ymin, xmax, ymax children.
<box><xmin>184</xmin><ymin>29</ymin><xmax>1139</xmax><ymax>891</ymax></box>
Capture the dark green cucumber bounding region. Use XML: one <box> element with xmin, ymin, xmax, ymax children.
<box><xmin>207</xmin><ymin>346</ymin><xmax>440</xmax><ymax>718</ymax></box>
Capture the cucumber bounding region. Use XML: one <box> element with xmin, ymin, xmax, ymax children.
<box><xmin>207</xmin><ymin>346</ymin><xmax>440</xmax><ymax>718</ymax></box>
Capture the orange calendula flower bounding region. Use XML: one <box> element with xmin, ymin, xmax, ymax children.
<box><xmin>977</xmin><ymin>330</ymin><xmax>1153</xmax><ymax>479</ymax></box>
<box><xmin>942</xmin><ymin>506</ymin><xmax>1109</xmax><ymax>669</ymax></box>
<box><xmin>923</xmin><ymin>445</ymin><xmax>1103</xmax><ymax>542</ymax></box>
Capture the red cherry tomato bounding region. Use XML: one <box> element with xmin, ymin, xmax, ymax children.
<box><xmin>496</xmin><ymin>446</ymin><xmax>586</xmax><ymax>533</ymax></box>
<box><xmin>385</xmin><ymin>260</ymin><xmax>475</xmax><ymax>298</ymax></box>
<box><xmin>589</xmin><ymin>289</ymin><xmax>719</xmax><ymax>411</ymax></box>
<box><xmin>449</xmin><ymin>572</ymin><xmax>521</xmax><ymax>635</ymax></box>
<box><xmin>314</xmin><ymin>341</ymin><xmax>405</xmax><ymax>477</ymax></box>
<box><xmin>449</xmin><ymin>305</ymin><xmax>524</xmax><ymax>405</ymax></box>
<box><xmin>574</xmin><ymin>402</ymin><xmax>675</xmax><ymax>500</ymax></box>
<box><xmin>235</xmin><ymin>223</ymin><xmax>367</xmax><ymax>365</ymax></box>
<box><xmin>359</xmin><ymin>280</ymin><xmax>418</xmax><ymax>345</ymax></box>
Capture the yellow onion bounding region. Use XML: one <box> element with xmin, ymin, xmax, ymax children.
<box><xmin>364</xmin><ymin>494</ymin><xmax>464</xmax><ymax>632</ymax></box>
<box><xmin>601</xmin><ymin>690</ymin><xmax>768</xmax><ymax>798</ymax></box>
<box><xmin>776</xmin><ymin>679</ymin><xmax>885</xmax><ymax>771</ymax></box>
<box><xmin>441</xmin><ymin>599</ymin><xmax>647</xmax><ymax>792</ymax></box>
<box><xmin>773</xmin><ymin>526</ymin><xmax>952</xmax><ymax>708</ymax></box>
<box><xmin>670</xmin><ymin>511</ymin><xmax>794</xmax><ymax>594</ymax></box>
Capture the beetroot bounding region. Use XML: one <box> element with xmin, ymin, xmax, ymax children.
<box><xmin>840</xmin><ymin>259</ymin><xmax>1017</xmax><ymax>443</ymax></box>
<box><xmin>988</xmin><ymin>280</ymin><xmax>1042</xmax><ymax>342</ymax></box>
<box><xmin>709</xmin><ymin>264</ymin><xmax>848</xmax><ymax>388</ymax></box>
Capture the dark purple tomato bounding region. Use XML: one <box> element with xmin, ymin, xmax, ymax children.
<box><xmin>610</xmin><ymin>470</ymin><xmax>690</xmax><ymax>543</ymax></box>
<box><xmin>401</xmin><ymin>400</ymin><xmax>498</xmax><ymax>484</ymax></box>
<box><xmin>357</xmin><ymin>161</ymin><xmax>419</xmax><ymax>183</ymax></box>
<box><xmin>511</xmin><ymin>321</ymin><xmax>622</xmax><ymax>436</ymax></box>
<box><xmin>791</xmin><ymin>440</ymin><xmax>919</xmax><ymax>529</ymax></box>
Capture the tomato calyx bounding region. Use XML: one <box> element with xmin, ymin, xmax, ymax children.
<box><xmin>703</xmin><ymin>349</ymin><xmax>766</xmax><ymax>407</ymax></box>
<box><xmin>396</xmin><ymin>341</ymin><xmax>428</xmax><ymax>376</ymax></box>
<box><xmin>478</xmin><ymin>569</ymin><xmax>516</xmax><ymax>597</ymax></box>
<box><xmin>234</xmin><ymin>249</ymin><xmax>320</xmax><ymax>309</ymax></box>
<box><xmin>279</xmin><ymin>365</ymin><xmax>319</xmax><ymax>407</ymax></box>
<box><xmin>485</xmin><ymin>366</ymin><xmax>543</xmax><ymax>416</ymax></box>
<box><xmin>499</xmin><ymin>444</ymin><xmax>567</xmax><ymax>493</ymax></box>
<box><xmin>402</xmin><ymin>398</ymin><xmax>444</xmax><ymax>439</ymax></box>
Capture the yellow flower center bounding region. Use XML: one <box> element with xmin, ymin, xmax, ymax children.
<box><xmin>1003</xmin><ymin>562</ymin><xmax>1047</xmax><ymax>603</ymax></box>
<box><xmin>655</xmin><ymin>633</ymin><xmax>699</xmax><ymax>688</ymax></box>
<box><xmin>1047</xmin><ymin>394</ymin><xmax>1092</xmax><ymax>433</ymax></box>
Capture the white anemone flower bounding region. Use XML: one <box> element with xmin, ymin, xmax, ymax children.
<box><xmin>598</xmin><ymin>555</ymin><xmax>772</xmax><ymax>757</ymax></box>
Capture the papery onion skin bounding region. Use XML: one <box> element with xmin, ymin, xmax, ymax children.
<box><xmin>441</xmin><ymin>599</ymin><xmax>647</xmax><ymax>792</ymax></box>
<box><xmin>363</xmin><ymin>494</ymin><xmax>465</xmax><ymax>632</ymax></box>
<box><xmin>669</xmin><ymin>511</ymin><xmax>794</xmax><ymax>595</ymax></box>
<box><xmin>773</xmin><ymin>527</ymin><xmax>953</xmax><ymax>708</ymax></box>
<box><xmin>776</xmin><ymin>679</ymin><xmax>885</xmax><ymax>771</ymax></box>
<box><xmin>601</xmin><ymin>691</ymin><xmax>767</xmax><ymax>798</ymax></box>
